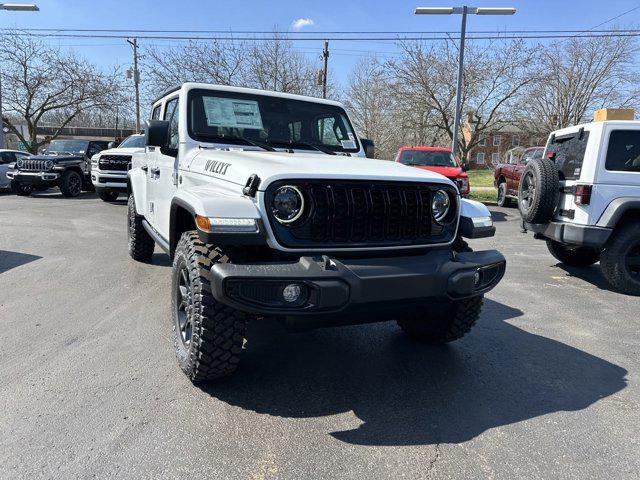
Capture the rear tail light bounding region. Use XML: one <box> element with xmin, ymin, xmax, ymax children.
<box><xmin>575</xmin><ymin>185</ymin><xmax>592</xmax><ymax>206</ymax></box>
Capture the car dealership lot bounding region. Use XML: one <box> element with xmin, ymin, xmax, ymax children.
<box><xmin>1</xmin><ymin>192</ymin><xmax>639</xmax><ymax>480</ymax></box>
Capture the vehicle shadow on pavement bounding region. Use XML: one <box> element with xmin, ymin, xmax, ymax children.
<box><xmin>0</xmin><ymin>250</ymin><xmax>42</xmax><ymax>274</ymax></box>
<box><xmin>553</xmin><ymin>263</ymin><xmax>618</xmax><ymax>293</ymax></box>
<box><xmin>201</xmin><ymin>298</ymin><xmax>627</xmax><ymax>446</ymax></box>
<box><xmin>490</xmin><ymin>210</ymin><xmax>511</xmax><ymax>222</ymax></box>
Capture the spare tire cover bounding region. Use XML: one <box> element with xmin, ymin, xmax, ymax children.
<box><xmin>518</xmin><ymin>157</ymin><xmax>559</xmax><ymax>224</ymax></box>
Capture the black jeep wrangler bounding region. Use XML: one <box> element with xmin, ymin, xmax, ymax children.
<box><xmin>7</xmin><ymin>139</ymin><xmax>109</xmax><ymax>197</ymax></box>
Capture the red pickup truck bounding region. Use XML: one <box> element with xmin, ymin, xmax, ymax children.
<box><xmin>494</xmin><ymin>146</ymin><xmax>544</xmax><ymax>207</ymax></box>
<box><xmin>396</xmin><ymin>146</ymin><xmax>470</xmax><ymax>195</ymax></box>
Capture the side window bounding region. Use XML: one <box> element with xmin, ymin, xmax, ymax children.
<box><xmin>88</xmin><ymin>143</ymin><xmax>104</xmax><ymax>157</ymax></box>
<box><xmin>605</xmin><ymin>130</ymin><xmax>640</xmax><ymax>172</ymax></box>
<box><xmin>164</xmin><ymin>98</ymin><xmax>179</xmax><ymax>149</ymax></box>
<box><xmin>151</xmin><ymin>105</ymin><xmax>161</xmax><ymax>120</ymax></box>
<box><xmin>0</xmin><ymin>152</ymin><xmax>12</xmax><ymax>164</ymax></box>
<box><xmin>547</xmin><ymin>131</ymin><xmax>590</xmax><ymax>180</ymax></box>
<box><xmin>317</xmin><ymin>116</ymin><xmax>345</xmax><ymax>146</ymax></box>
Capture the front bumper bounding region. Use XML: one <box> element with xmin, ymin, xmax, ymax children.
<box><xmin>91</xmin><ymin>171</ymin><xmax>127</xmax><ymax>191</ymax></box>
<box><xmin>7</xmin><ymin>171</ymin><xmax>60</xmax><ymax>186</ymax></box>
<box><xmin>524</xmin><ymin>220</ymin><xmax>612</xmax><ymax>248</ymax></box>
<box><xmin>209</xmin><ymin>249</ymin><xmax>506</xmax><ymax>326</ymax></box>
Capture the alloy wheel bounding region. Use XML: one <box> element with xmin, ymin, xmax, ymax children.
<box><xmin>175</xmin><ymin>264</ymin><xmax>194</xmax><ymax>347</ymax></box>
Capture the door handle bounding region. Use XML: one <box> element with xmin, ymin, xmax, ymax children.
<box><xmin>141</xmin><ymin>165</ymin><xmax>148</xmax><ymax>172</ymax></box>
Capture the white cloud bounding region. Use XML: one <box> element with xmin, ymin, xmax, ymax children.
<box><xmin>291</xmin><ymin>18</ymin><xmax>314</xmax><ymax>31</ymax></box>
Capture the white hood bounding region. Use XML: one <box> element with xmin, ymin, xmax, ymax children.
<box><xmin>187</xmin><ymin>149</ymin><xmax>454</xmax><ymax>190</ymax></box>
<box><xmin>99</xmin><ymin>147</ymin><xmax>145</xmax><ymax>156</ymax></box>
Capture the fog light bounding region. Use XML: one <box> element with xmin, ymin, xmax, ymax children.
<box><xmin>474</xmin><ymin>270</ymin><xmax>482</xmax><ymax>287</ymax></box>
<box><xmin>282</xmin><ymin>284</ymin><xmax>301</xmax><ymax>303</ymax></box>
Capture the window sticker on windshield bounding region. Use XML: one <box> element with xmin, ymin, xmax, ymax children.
<box><xmin>341</xmin><ymin>139</ymin><xmax>356</xmax><ymax>149</ymax></box>
<box><xmin>202</xmin><ymin>97</ymin><xmax>263</xmax><ymax>129</ymax></box>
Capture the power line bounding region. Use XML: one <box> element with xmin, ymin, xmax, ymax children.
<box><xmin>571</xmin><ymin>4</ymin><xmax>640</xmax><ymax>38</ymax></box>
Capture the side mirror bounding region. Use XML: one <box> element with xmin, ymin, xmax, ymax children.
<box><xmin>107</xmin><ymin>141</ymin><xmax>117</xmax><ymax>149</ymax></box>
<box><xmin>461</xmin><ymin>164</ymin><xmax>469</xmax><ymax>172</ymax></box>
<box><xmin>146</xmin><ymin>120</ymin><xmax>170</xmax><ymax>148</ymax></box>
<box><xmin>361</xmin><ymin>138</ymin><xmax>375</xmax><ymax>158</ymax></box>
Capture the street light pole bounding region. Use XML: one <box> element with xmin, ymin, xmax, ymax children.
<box><xmin>414</xmin><ymin>6</ymin><xmax>515</xmax><ymax>161</ymax></box>
<box><xmin>0</xmin><ymin>3</ymin><xmax>39</xmax><ymax>149</ymax></box>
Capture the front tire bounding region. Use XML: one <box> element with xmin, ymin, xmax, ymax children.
<box><xmin>546</xmin><ymin>240</ymin><xmax>600</xmax><ymax>267</ymax></box>
<box><xmin>496</xmin><ymin>182</ymin><xmax>512</xmax><ymax>207</ymax></box>
<box><xmin>98</xmin><ymin>189</ymin><xmax>119</xmax><ymax>202</ymax></box>
<box><xmin>172</xmin><ymin>231</ymin><xmax>248</xmax><ymax>382</ymax></box>
<box><xmin>11</xmin><ymin>181</ymin><xmax>33</xmax><ymax>196</ymax></box>
<box><xmin>59</xmin><ymin>170</ymin><xmax>83</xmax><ymax>197</ymax></box>
<box><xmin>601</xmin><ymin>222</ymin><xmax>640</xmax><ymax>296</ymax></box>
<box><xmin>397</xmin><ymin>295</ymin><xmax>483</xmax><ymax>344</ymax></box>
<box><xmin>127</xmin><ymin>194</ymin><xmax>155</xmax><ymax>262</ymax></box>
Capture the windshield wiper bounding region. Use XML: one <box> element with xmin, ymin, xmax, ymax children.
<box><xmin>267</xmin><ymin>139</ymin><xmax>336</xmax><ymax>155</ymax></box>
<box><xmin>195</xmin><ymin>132</ymin><xmax>276</xmax><ymax>152</ymax></box>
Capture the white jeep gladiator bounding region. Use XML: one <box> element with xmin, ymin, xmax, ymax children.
<box><xmin>519</xmin><ymin>120</ymin><xmax>640</xmax><ymax>295</ymax></box>
<box><xmin>127</xmin><ymin>83</ymin><xmax>506</xmax><ymax>382</ymax></box>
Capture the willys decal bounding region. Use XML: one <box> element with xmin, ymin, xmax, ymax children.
<box><xmin>204</xmin><ymin>160</ymin><xmax>231</xmax><ymax>175</ymax></box>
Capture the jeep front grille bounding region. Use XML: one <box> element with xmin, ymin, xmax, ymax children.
<box><xmin>265</xmin><ymin>180</ymin><xmax>458</xmax><ymax>249</ymax></box>
<box><xmin>98</xmin><ymin>154</ymin><xmax>131</xmax><ymax>171</ymax></box>
<box><xmin>18</xmin><ymin>159</ymin><xmax>50</xmax><ymax>172</ymax></box>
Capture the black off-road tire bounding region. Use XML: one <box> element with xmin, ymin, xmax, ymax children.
<box><xmin>127</xmin><ymin>194</ymin><xmax>155</xmax><ymax>262</ymax></box>
<box><xmin>172</xmin><ymin>231</ymin><xmax>248</xmax><ymax>382</ymax></box>
<box><xmin>546</xmin><ymin>240</ymin><xmax>600</xmax><ymax>267</ymax></box>
<box><xmin>397</xmin><ymin>295</ymin><xmax>483</xmax><ymax>344</ymax></box>
<box><xmin>518</xmin><ymin>157</ymin><xmax>559</xmax><ymax>223</ymax></box>
<box><xmin>98</xmin><ymin>189</ymin><xmax>119</xmax><ymax>202</ymax></box>
<box><xmin>497</xmin><ymin>181</ymin><xmax>513</xmax><ymax>207</ymax></box>
<box><xmin>600</xmin><ymin>222</ymin><xmax>640</xmax><ymax>296</ymax></box>
<box><xmin>11</xmin><ymin>181</ymin><xmax>33</xmax><ymax>196</ymax></box>
<box><xmin>59</xmin><ymin>170</ymin><xmax>83</xmax><ymax>197</ymax></box>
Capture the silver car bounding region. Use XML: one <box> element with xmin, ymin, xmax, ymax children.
<box><xmin>0</xmin><ymin>150</ymin><xmax>32</xmax><ymax>190</ymax></box>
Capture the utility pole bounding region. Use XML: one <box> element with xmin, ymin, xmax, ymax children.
<box><xmin>127</xmin><ymin>38</ymin><xmax>140</xmax><ymax>132</ymax></box>
<box><xmin>322</xmin><ymin>40</ymin><xmax>329</xmax><ymax>99</ymax></box>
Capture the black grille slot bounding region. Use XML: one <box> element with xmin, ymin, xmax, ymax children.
<box><xmin>266</xmin><ymin>180</ymin><xmax>457</xmax><ymax>249</ymax></box>
<box><xmin>19</xmin><ymin>159</ymin><xmax>50</xmax><ymax>172</ymax></box>
<box><xmin>98</xmin><ymin>154</ymin><xmax>131</xmax><ymax>171</ymax></box>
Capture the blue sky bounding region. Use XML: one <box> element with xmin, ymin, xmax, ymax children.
<box><xmin>2</xmin><ymin>0</ymin><xmax>639</xmax><ymax>88</ymax></box>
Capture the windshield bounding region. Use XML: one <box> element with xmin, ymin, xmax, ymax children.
<box><xmin>187</xmin><ymin>89</ymin><xmax>360</xmax><ymax>153</ymax></box>
<box><xmin>118</xmin><ymin>135</ymin><xmax>145</xmax><ymax>149</ymax></box>
<box><xmin>45</xmin><ymin>140</ymin><xmax>89</xmax><ymax>155</ymax></box>
<box><xmin>399</xmin><ymin>150</ymin><xmax>458</xmax><ymax>167</ymax></box>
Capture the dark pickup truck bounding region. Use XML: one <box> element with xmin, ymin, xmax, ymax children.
<box><xmin>7</xmin><ymin>139</ymin><xmax>109</xmax><ymax>197</ymax></box>
<box><xmin>494</xmin><ymin>146</ymin><xmax>544</xmax><ymax>207</ymax></box>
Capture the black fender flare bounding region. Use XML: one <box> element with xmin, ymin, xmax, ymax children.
<box><xmin>596</xmin><ymin>198</ymin><xmax>640</xmax><ymax>228</ymax></box>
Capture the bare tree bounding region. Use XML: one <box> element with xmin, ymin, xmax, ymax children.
<box><xmin>343</xmin><ymin>57</ymin><xmax>400</xmax><ymax>159</ymax></box>
<box><xmin>0</xmin><ymin>33</ymin><xmax>122</xmax><ymax>153</ymax></box>
<box><xmin>386</xmin><ymin>39</ymin><xmax>535</xmax><ymax>163</ymax></box>
<box><xmin>518</xmin><ymin>35</ymin><xmax>639</xmax><ymax>137</ymax></box>
<box><xmin>141</xmin><ymin>39</ymin><xmax>247</xmax><ymax>102</ymax></box>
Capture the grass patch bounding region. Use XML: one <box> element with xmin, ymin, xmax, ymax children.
<box><xmin>468</xmin><ymin>188</ymin><xmax>497</xmax><ymax>204</ymax></box>
<box><xmin>467</xmin><ymin>169</ymin><xmax>495</xmax><ymax>188</ymax></box>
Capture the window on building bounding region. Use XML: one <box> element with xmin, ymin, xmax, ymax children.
<box><xmin>512</xmin><ymin>136</ymin><xmax>519</xmax><ymax>147</ymax></box>
<box><xmin>492</xmin><ymin>152</ymin><xmax>500</xmax><ymax>164</ymax></box>
<box><xmin>493</xmin><ymin>135</ymin><xmax>501</xmax><ymax>146</ymax></box>
<box><xmin>476</xmin><ymin>152</ymin><xmax>485</xmax><ymax>164</ymax></box>
<box><xmin>478</xmin><ymin>136</ymin><xmax>486</xmax><ymax>146</ymax></box>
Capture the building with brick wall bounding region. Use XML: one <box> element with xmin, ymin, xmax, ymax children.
<box><xmin>463</xmin><ymin>121</ymin><xmax>547</xmax><ymax>170</ymax></box>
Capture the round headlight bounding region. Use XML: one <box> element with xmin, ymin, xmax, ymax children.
<box><xmin>16</xmin><ymin>159</ymin><xmax>24</xmax><ymax>168</ymax></box>
<box><xmin>45</xmin><ymin>160</ymin><xmax>54</xmax><ymax>170</ymax></box>
<box><xmin>272</xmin><ymin>185</ymin><xmax>304</xmax><ymax>224</ymax></box>
<box><xmin>432</xmin><ymin>189</ymin><xmax>451</xmax><ymax>223</ymax></box>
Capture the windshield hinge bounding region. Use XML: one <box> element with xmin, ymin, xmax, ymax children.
<box><xmin>243</xmin><ymin>174</ymin><xmax>261</xmax><ymax>197</ymax></box>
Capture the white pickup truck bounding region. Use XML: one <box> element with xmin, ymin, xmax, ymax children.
<box><xmin>127</xmin><ymin>82</ymin><xmax>505</xmax><ymax>382</ymax></box>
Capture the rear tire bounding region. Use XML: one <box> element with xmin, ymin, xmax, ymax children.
<box><xmin>11</xmin><ymin>181</ymin><xmax>33</xmax><ymax>196</ymax></box>
<box><xmin>127</xmin><ymin>194</ymin><xmax>155</xmax><ymax>262</ymax></box>
<box><xmin>172</xmin><ymin>231</ymin><xmax>248</xmax><ymax>381</ymax></box>
<box><xmin>496</xmin><ymin>181</ymin><xmax>512</xmax><ymax>207</ymax></box>
<box><xmin>59</xmin><ymin>170</ymin><xmax>83</xmax><ymax>197</ymax></box>
<box><xmin>397</xmin><ymin>295</ymin><xmax>483</xmax><ymax>344</ymax></box>
<box><xmin>98</xmin><ymin>189</ymin><xmax>119</xmax><ymax>202</ymax></box>
<box><xmin>518</xmin><ymin>157</ymin><xmax>559</xmax><ymax>223</ymax></box>
<box><xmin>601</xmin><ymin>222</ymin><xmax>640</xmax><ymax>296</ymax></box>
<box><xmin>546</xmin><ymin>240</ymin><xmax>600</xmax><ymax>267</ymax></box>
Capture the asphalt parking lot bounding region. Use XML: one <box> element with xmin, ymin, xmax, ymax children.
<box><xmin>1</xmin><ymin>190</ymin><xmax>639</xmax><ymax>480</ymax></box>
